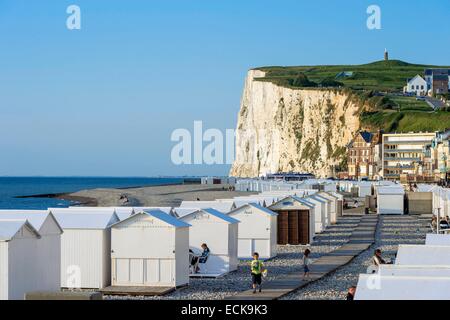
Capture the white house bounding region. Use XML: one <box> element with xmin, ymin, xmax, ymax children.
<box><xmin>0</xmin><ymin>210</ymin><xmax>62</xmax><ymax>294</ymax></box>
<box><xmin>0</xmin><ymin>219</ymin><xmax>41</xmax><ymax>300</ymax></box>
<box><xmin>50</xmin><ymin>208</ymin><xmax>119</xmax><ymax>289</ymax></box>
<box><xmin>180</xmin><ymin>208</ymin><xmax>239</xmax><ymax>276</ymax></box>
<box><xmin>228</xmin><ymin>203</ymin><xmax>278</xmax><ymax>260</ymax></box>
<box><xmin>404</xmin><ymin>75</ymin><xmax>427</xmax><ymax>96</ymax></box>
<box><xmin>376</xmin><ymin>186</ymin><xmax>405</xmax><ymax>215</ymax></box>
<box><xmin>110</xmin><ymin>210</ymin><xmax>190</xmax><ymax>288</ymax></box>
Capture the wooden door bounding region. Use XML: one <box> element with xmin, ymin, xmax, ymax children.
<box><xmin>288</xmin><ymin>211</ymin><xmax>299</xmax><ymax>245</ymax></box>
<box><xmin>298</xmin><ymin>210</ymin><xmax>310</xmax><ymax>245</ymax></box>
<box><xmin>277</xmin><ymin>211</ymin><xmax>289</xmax><ymax>245</ymax></box>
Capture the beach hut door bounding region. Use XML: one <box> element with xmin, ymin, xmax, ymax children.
<box><xmin>113</xmin><ymin>258</ymin><xmax>175</xmax><ymax>286</ymax></box>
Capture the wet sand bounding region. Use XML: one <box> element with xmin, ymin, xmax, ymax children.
<box><xmin>59</xmin><ymin>184</ymin><xmax>256</xmax><ymax>207</ymax></box>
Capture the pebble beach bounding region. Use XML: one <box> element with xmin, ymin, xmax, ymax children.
<box><xmin>105</xmin><ymin>216</ymin><xmax>366</xmax><ymax>300</ymax></box>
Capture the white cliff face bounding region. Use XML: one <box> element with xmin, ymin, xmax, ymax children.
<box><xmin>230</xmin><ymin>70</ymin><xmax>362</xmax><ymax>178</ymax></box>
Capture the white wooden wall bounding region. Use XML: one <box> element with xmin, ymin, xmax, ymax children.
<box><xmin>7</xmin><ymin>230</ymin><xmax>39</xmax><ymax>300</ymax></box>
<box><xmin>0</xmin><ymin>242</ymin><xmax>8</xmax><ymax>300</ymax></box>
<box><xmin>60</xmin><ymin>229</ymin><xmax>106</xmax><ymax>289</ymax></box>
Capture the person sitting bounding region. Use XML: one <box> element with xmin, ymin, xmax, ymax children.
<box><xmin>440</xmin><ymin>217</ymin><xmax>450</xmax><ymax>230</ymax></box>
<box><xmin>346</xmin><ymin>286</ymin><xmax>356</xmax><ymax>301</ymax></box>
<box><xmin>191</xmin><ymin>243</ymin><xmax>210</xmax><ymax>273</ymax></box>
<box><xmin>373</xmin><ymin>249</ymin><xmax>390</xmax><ymax>267</ymax></box>
<box><xmin>198</xmin><ymin>243</ymin><xmax>210</xmax><ymax>264</ymax></box>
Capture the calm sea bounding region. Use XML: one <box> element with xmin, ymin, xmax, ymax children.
<box><xmin>0</xmin><ymin>177</ymin><xmax>185</xmax><ymax>210</ymax></box>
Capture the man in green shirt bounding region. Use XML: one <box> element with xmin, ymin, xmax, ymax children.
<box><xmin>251</xmin><ymin>252</ymin><xmax>266</xmax><ymax>294</ymax></box>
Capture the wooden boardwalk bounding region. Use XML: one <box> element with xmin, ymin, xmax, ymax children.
<box><xmin>224</xmin><ymin>215</ymin><xmax>378</xmax><ymax>300</ymax></box>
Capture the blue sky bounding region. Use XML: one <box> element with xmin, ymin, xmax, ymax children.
<box><xmin>0</xmin><ymin>0</ymin><xmax>448</xmax><ymax>177</ymax></box>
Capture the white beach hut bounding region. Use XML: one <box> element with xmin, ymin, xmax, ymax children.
<box><xmin>113</xmin><ymin>207</ymin><xmax>135</xmax><ymax>221</ymax></box>
<box><xmin>426</xmin><ymin>233</ymin><xmax>450</xmax><ymax>246</ymax></box>
<box><xmin>330</xmin><ymin>192</ymin><xmax>345</xmax><ymax>218</ymax></box>
<box><xmin>396</xmin><ymin>244</ymin><xmax>450</xmax><ymax>266</ymax></box>
<box><xmin>0</xmin><ymin>219</ymin><xmax>41</xmax><ymax>300</ymax></box>
<box><xmin>378</xmin><ymin>264</ymin><xmax>450</xmax><ymax>278</ymax></box>
<box><xmin>358</xmin><ymin>182</ymin><xmax>373</xmax><ymax>198</ymax></box>
<box><xmin>355</xmin><ymin>274</ymin><xmax>450</xmax><ymax>300</ymax></box>
<box><xmin>0</xmin><ymin>210</ymin><xmax>62</xmax><ymax>294</ymax></box>
<box><xmin>50</xmin><ymin>208</ymin><xmax>119</xmax><ymax>289</ymax></box>
<box><xmin>110</xmin><ymin>210</ymin><xmax>190</xmax><ymax>288</ymax></box>
<box><xmin>172</xmin><ymin>207</ymin><xmax>199</xmax><ymax>219</ymax></box>
<box><xmin>268</xmin><ymin>196</ymin><xmax>315</xmax><ymax>245</ymax></box>
<box><xmin>231</xmin><ymin>197</ymin><xmax>266</xmax><ymax>208</ymax></box>
<box><xmin>317</xmin><ymin>192</ymin><xmax>338</xmax><ymax>224</ymax></box>
<box><xmin>180</xmin><ymin>200</ymin><xmax>236</xmax><ymax>213</ymax></box>
<box><xmin>376</xmin><ymin>186</ymin><xmax>405</xmax><ymax>215</ymax></box>
<box><xmin>228</xmin><ymin>203</ymin><xmax>278</xmax><ymax>260</ymax></box>
<box><xmin>180</xmin><ymin>208</ymin><xmax>239</xmax><ymax>276</ymax></box>
<box><xmin>303</xmin><ymin>195</ymin><xmax>327</xmax><ymax>233</ymax></box>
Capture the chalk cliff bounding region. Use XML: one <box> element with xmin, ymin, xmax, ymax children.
<box><xmin>230</xmin><ymin>70</ymin><xmax>363</xmax><ymax>178</ymax></box>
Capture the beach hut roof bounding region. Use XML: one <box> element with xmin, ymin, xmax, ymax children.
<box><xmin>179</xmin><ymin>201</ymin><xmax>235</xmax><ymax>213</ymax></box>
<box><xmin>377</xmin><ymin>187</ymin><xmax>405</xmax><ymax>195</ymax></box>
<box><xmin>306</xmin><ymin>195</ymin><xmax>326</xmax><ymax>203</ymax></box>
<box><xmin>0</xmin><ymin>219</ymin><xmax>41</xmax><ymax>241</ymax></box>
<box><xmin>269</xmin><ymin>195</ymin><xmax>315</xmax><ymax>210</ymax></box>
<box><xmin>0</xmin><ymin>210</ymin><xmax>62</xmax><ymax>233</ymax></box>
<box><xmin>292</xmin><ymin>196</ymin><xmax>315</xmax><ymax>208</ymax></box>
<box><xmin>172</xmin><ymin>208</ymin><xmax>199</xmax><ymax>218</ymax></box>
<box><xmin>233</xmin><ymin>198</ymin><xmax>265</xmax><ymax>208</ymax></box>
<box><xmin>113</xmin><ymin>209</ymin><xmax>191</xmax><ymax>228</ymax></box>
<box><xmin>229</xmin><ymin>203</ymin><xmax>277</xmax><ymax>216</ymax></box>
<box><xmin>50</xmin><ymin>209</ymin><xmax>119</xmax><ymax>229</ymax></box>
<box><xmin>183</xmin><ymin>208</ymin><xmax>240</xmax><ymax>224</ymax></box>
<box><xmin>133</xmin><ymin>207</ymin><xmax>173</xmax><ymax>215</ymax></box>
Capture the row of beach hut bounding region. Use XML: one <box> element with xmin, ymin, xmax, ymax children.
<box><xmin>355</xmin><ymin>234</ymin><xmax>450</xmax><ymax>300</ymax></box>
<box><xmin>0</xmin><ymin>187</ymin><xmax>343</xmax><ymax>299</ymax></box>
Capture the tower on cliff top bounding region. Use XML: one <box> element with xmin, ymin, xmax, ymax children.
<box><xmin>384</xmin><ymin>49</ymin><xmax>389</xmax><ymax>61</ymax></box>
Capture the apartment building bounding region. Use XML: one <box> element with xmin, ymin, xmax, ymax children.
<box><xmin>382</xmin><ymin>132</ymin><xmax>437</xmax><ymax>181</ymax></box>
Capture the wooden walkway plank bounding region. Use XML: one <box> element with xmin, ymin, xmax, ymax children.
<box><xmin>224</xmin><ymin>215</ymin><xmax>379</xmax><ymax>300</ymax></box>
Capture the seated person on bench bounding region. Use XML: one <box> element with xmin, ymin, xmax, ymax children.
<box><xmin>190</xmin><ymin>243</ymin><xmax>210</xmax><ymax>273</ymax></box>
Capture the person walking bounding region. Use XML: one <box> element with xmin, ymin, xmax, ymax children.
<box><xmin>302</xmin><ymin>249</ymin><xmax>312</xmax><ymax>280</ymax></box>
<box><xmin>250</xmin><ymin>252</ymin><xmax>266</xmax><ymax>294</ymax></box>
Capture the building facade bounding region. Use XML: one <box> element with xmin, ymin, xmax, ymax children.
<box><xmin>347</xmin><ymin>131</ymin><xmax>382</xmax><ymax>180</ymax></box>
<box><xmin>382</xmin><ymin>132</ymin><xmax>437</xmax><ymax>181</ymax></box>
<box><xmin>404</xmin><ymin>75</ymin><xmax>427</xmax><ymax>96</ymax></box>
<box><xmin>424</xmin><ymin>69</ymin><xmax>450</xmax><ymax>95</ymax></box>
<box><xmin>431</xmin><ymin>130</ymin><xmax>450</xmax><ymax>181</ymax></box>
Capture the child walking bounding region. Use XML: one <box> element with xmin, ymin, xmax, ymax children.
<box><xmin>302</xmin><ymin>249</ymin><xmax>311</xmax><ymax>280</ymax></box>
<box><xmin>250</xmin><ymin>252</ymin><xmax>266</xmax><ymax>294</ymax></box>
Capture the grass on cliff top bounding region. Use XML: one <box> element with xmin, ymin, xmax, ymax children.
<box><xmin>361</xmin><ymin>110</ymin><xmax>450</xmax><ymax>132</ymax></box>
<box><xmin>255</xmin><ymin>60</ymin><xmax>450</xmax><ymax>92</ymax></box>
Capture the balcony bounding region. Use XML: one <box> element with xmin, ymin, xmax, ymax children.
<box><xmin>384</xmin><ymin>157</ymin><xmax>421</xmax><ymax>161</ymax></box>
<box><xmin>384</xmin><ymin>165</ymin><xmax>415</xmax><ymax>169</ymax></box>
